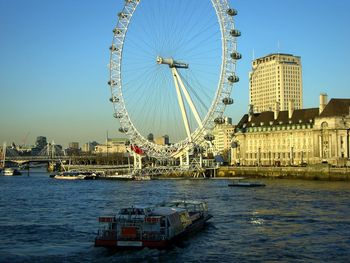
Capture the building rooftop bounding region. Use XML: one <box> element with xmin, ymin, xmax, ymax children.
<box><xmin>235</xmin><ymin>108</ymin><xmax>319</xmax><ymax>131</ymax></box>
<box><xmin>319</xmin><ymin>99</ymin><xmax>350</xmax><ymax>118</ymax></box>
<box><xmin>253</xmin><ymin>53</ymin><xmax>300</xmax><ymax>62</ymax></box>
<box><xmin>235</xmin><ymin>98</ymin><xmax>350</xmax><ymax>132</ymax></box>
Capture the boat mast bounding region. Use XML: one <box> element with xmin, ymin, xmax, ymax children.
<box><xmin>2</xmin><ymin>142</ymin><xmax>6</xmax><ymax>168</ymax></box>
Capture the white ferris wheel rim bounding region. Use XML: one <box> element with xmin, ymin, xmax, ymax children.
<box><xmin>108</xmin><ymin>0</ymin><xmax>239</xmax><ymax>159</ymax></box>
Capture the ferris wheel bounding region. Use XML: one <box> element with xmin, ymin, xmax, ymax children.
<box><xmin>108</xmin><ymin>0</ymin><xmax>241</xmax><ymax>159</ymax></box>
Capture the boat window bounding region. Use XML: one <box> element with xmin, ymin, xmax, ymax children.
<box><xmin>119</xmin><ymin>208</ymin><xmax>144</xmax><ymax>215</ymax></box>
<box><xmin>120</xmin><ymin>209</ymin><xmax>128</xmax><ymax>215</ymax></box>
<box><xmin>161</xmin><ymin>218</ymin><xmax>166</xmax><ymax>227</ymax></box>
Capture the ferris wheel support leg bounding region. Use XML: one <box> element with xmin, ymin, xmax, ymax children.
<box><xmin>179</xmin><ymin>150</ymin><xmax>190</xmax><ymax>167</ymax></box>
<box><xmin>171</xmin><ymin>67</ymin><xmax>192</xmax><ymax>143</ymax></box>
<box><xmin>174</xmin><ymin>68</ymin><xmax>203</xmax><ymax>129</ymax></box>
<box><xmin>133</xmin><ymin>153</ymin><xmax>142</xmax><ymax>170</ymax></box>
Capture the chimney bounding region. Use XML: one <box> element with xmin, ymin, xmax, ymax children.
<box><xmin>288</xmin><ymin>100</ymin><xmax>294</xmax><ymax>119</ymax></box>
<box><xmin>225</xmin><ymin>117</ymin><xmax>232</xmax><ymax>125</ymax></box>
<box><xmin>248</xmin><ymin>104</ymin><xmax>254</xmax><ymax>122</ymax></box>
<box><xmin>319</xmin><ymin>93</ymin><xmax>328</xmax><ymax>114</ymax></box>
<box><xmin>274</xmin><ymin>101</ymin><xmax>280</xmax><ymax>120</ymax></box>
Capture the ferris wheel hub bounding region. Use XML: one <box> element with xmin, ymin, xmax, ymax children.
<box><xmin>156</xmin><ymin>56</ymin><xmax>189</xmax><ymax>69</ymax></box>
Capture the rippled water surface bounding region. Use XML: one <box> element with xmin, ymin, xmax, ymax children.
<box><xmin>1</xmin><ymin>171</ymin><xmax>350</xmax><ymax>262</ymax></box>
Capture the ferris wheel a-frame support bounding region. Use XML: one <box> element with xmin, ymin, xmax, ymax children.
<box><xmin>158</xmin><ymin>56</ymin><xmax>203</xmax><ymax>145</ymax></box>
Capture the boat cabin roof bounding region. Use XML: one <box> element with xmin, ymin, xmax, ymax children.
<box><xmin>161</xmin><ymin>200</ymin><xmax>207</xmax><ymax>208</ymax></box>
<box><xmin>151</xmin><ymin>207</ymin><xmax>184</xmax><ymax>216</ymax></box>
<box><xmin>161</xmin><ymin>200</ymin><xmax>206</xmax><ymax>206</ymax></box>
<box><xmin>118</xmin><ymin>206</ymin><xmax>153</xmax><ymax>216</ymax></box>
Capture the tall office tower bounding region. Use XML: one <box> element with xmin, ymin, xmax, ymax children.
<box><xmin>249</xmin><ymin>53</ymin><xmax>302</xmax><ymax>113</ymax></box>
<box><xmin>35</xmin><ymin>136</ymin><xmax>47</xmax><ymax>149</ymax></box>
<box><xmin>68</xmin><ymin>142</ymin><xmax>79</xmax><ymax>150</ymax></box>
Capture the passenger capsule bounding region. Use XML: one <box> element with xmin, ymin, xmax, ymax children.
<box><xmin>118</xmin><ymin>127</ymin><xmax>128</xmax><ymax>133</ymax></box>
<box><xmin>230</xmin><ymin>52</ymin><xmax>242</xmax><ymax>60</ymax></box>
<box><xmin>108</xmin><ymin>80</ymin><xmax>117</xmax><ymax>86</ymax></box>
<box><xmin>113</xmin><ymin>112</ymin><xmax>123</xmax><ymax>118</ymax></box>
<box><xmin>228</xmin><ymin>75</ymin><xmax>239</xmax><ymax>83</ymax></box>
<box><xmin>193</xmin><ymin>145</ymin><xmax>204</xmax><ymax>154</ymax></box>
<box><xmin>214</xmin><ymin>117</ymin><xmax>225</xmax><ymax>125</ymax></box>
<box><xmin>230</xmin><ymin>29</ymin><xmax>241</xmax><ymax>37</ymax></box>
<box><xmin>222</xmin><ymin>98</ymin><xmax>234</xmax><ymax>105</ymax></box>
<box><xmin>227</xmin><ymin>8</ymin><xmax>238</xmax><ymax>16</ymax></box>
<box><xmin>113</xmin><ymin>28</ymin><xmax>122</xmax><ymax>35</ymax></box>
<box><xmin>204</xmin><ymin>134</ymin><xmax>215</xmax><ymax>141</ymax></box>
<box><xmin>118</xmin><ymin>12</ymin><xmax>127</xmax><ymax>19</ymax></box>
<box><xmin>109</xmin><ymin>96</ymin><xmax>119</xmax><ymax>103</ymax></box>
<box><xmin>109</xmin><ymin>45</ymin><xmax>117</xmax><ymax>52</ymax></box>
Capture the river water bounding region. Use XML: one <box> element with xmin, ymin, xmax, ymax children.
<box><xmin>1</xmin><ymin>170</ymin><xmax>350</xmax><ymax>262</ymax></box>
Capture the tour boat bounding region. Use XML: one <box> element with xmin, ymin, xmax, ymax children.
<box><xmin>104</xmin><ymin>173</ymin><xmax>151</xmax><ymax>181</ymax></box>
<box><xmin>3</xmin><ymin>168</ymin><xmax>21</xmax><ymax>176</ymax></box>
<box><xmin>105</xmin><ymin>173</ymin><xmax>135</xmax><ymax>180</ymax></box>
<box><xmin>228</xmin><ymin>177</ymin><xmax>265</xmax><ymax>187</ymax></box>
<box><xmin>53</xmin><ymin>170</ymin><xmax>97</xmax><ymax>180</ymax></box>
<box><xmin>94</xmin><ymin>200</ymin><xmax>212</xmax><ymax>249</ymax></box>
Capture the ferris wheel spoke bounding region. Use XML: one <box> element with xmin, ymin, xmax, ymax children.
<box><xmin>178</xmin><ymin>23</ymin><xmax>219</xmax><ymax>55</ymax></box>
<box><xmin>183</xmin><ymin>39</ymin><xmax>222</xmax><ymax>59</ymax></box>
<box><xmin>171</xmin><ymin>2</ymin><xmax>213</xmax><ymax>53</ymax></box>
<box><xmin>124</xmin><ymin>66</ymin><xmax>162</xmax><ymax>112</ymax></box>
<box><xmin>181</xmin><ymin>74</ymin><xmax>210</xmax><ymax>115</ymax></box>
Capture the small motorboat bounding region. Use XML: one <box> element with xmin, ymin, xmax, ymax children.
<box><xmin>228</xmin><ymin>177</ymin><xmax>265</xmax><ymax>187</ymax></box>
<box><xmin>104</xmin><ymin>173</ymin><xmax>135</xmax><ymax>180</ymax></box>
<box><xmin>94</xmin><ymin>200</ymin><xmax>212</xmax><ymax>249</ymax></box>
<box><xmin>103</xmin><ymin>173</ymin><xmax>151</xmax><ymax>181</ymax></box>
<box><xmin>2</xmin><ymin>168</ymin><xmax>21</xmax><ymax>176</ymax></box>
<box><xmin>52</xmin><ymin>170</ymin><xmax>98</xmax><ymax>180</ymax></box>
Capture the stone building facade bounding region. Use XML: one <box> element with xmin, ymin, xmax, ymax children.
<box><xmin>94</xmin><ymin>138</ymin><xmax>127</xmax><ymax>154</ymax></box>
<box><xmin>231</xmin><ymin>95</ymin><xmax>350</xmax><ymax>166</ymax></box>
<box><xmin>212</xmin><ymin>117</ymin><xmax>234</xmax><ymax>154</ymax></box>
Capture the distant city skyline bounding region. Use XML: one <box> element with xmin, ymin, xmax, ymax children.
<box><xmin>1</xmin><ymin>0</ymin><xmax>350</xmax><ymax>147</ymax></box>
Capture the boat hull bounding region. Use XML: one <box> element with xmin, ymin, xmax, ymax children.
<box><xmin>52</xmin><ymin>170</ymin><xmax>97</xmax><ymax>180</ymax></box>
<box><xmin>228</xmin><ymin>182</ymin><xmax>265</xmax><ymax>187</ymax></box>
<box><xmin>95</xmin><ymin>215</ymin><xmax>212</xmax><ymax>249</ymax></box>
<box><xmin>54</xmin><ymin>176</ymin><xmax>84</xmax><ymax>180</ymax></box>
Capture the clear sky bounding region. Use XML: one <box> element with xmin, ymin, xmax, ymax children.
<box><xmin>0</xmin><ymin>0</ymin><xmax>349</xmax><ymax>147</ymax></box>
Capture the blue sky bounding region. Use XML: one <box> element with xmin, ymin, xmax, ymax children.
<box><xmin>0</xmin><ymin>0</ymin><xmax>349</xmax><ymax>147</ymax></box>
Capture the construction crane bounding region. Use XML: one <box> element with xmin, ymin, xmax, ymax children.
<box><xmin>22</xmin><ymin>132</ymin><xmax>30</xmax><ymax>146</ymax></box>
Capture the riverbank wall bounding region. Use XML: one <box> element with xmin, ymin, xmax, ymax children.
<box><xmin>218</xmin><ymin>165</ymin><xmax>350</xmax><ymax>181</ymax></box>
<box><xmin>60</xmin><ymin>164</ymin><xmax>350</xmax><ymax>181</ymax></box>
